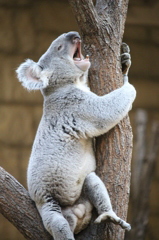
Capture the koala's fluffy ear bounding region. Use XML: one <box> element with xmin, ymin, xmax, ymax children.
<box><xmin>16</xmin><ymin>59</ymin><xmax>49</xmax><ymax>90</ymax></box>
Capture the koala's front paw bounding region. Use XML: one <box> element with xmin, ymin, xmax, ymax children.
<box><xmin>121</xmin><ymin>43</ymin><xmax>131</xmax><ymax>75</ymax></box>
<box><xmin>94</xmin><ymin>210</ymin><xmax>131</xmax><ymax>231</ymax></box>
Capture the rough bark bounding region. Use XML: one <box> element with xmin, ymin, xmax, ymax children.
<box><xmin>0</xmin><ymin>167</ymin><xmax>52</xmax><ymax>240</ymax></box>
<box><xmin>125</xmin><ymin>110</ymin><xmax>159</xmax><ymax>240</ymax></box>
<box><xmin>68</xmin><ymin>0</ymin><xmax>131</xmax><ymax>239</ymax></box>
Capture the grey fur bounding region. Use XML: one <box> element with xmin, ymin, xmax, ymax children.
<box><xmin>16</xmin><ymin>31</ymin><xmax>136</xmax><ymax>240</ymax></box>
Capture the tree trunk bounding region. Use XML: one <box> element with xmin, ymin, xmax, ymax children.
<box><xmin>68</xmin><ymin>1</ymin><xmax>131</xmax><ymax>239</ymax></box>
<box><xmin>0</xmin><ymin>1</ymin><xmax>131</xmax><ymax>240</ymax></box>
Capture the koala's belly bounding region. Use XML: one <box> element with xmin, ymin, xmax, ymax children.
<box><xmin>51</xmin><ymin>150</ymin><xmax>96</xmax><ymax>205</ymax></box>
<box><xmin>28</xmin><ymin>141</ymin><xmax>96</xmax><ymax>206</ymax></box>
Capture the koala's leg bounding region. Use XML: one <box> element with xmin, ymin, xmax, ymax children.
<box><xmin>36</xmin><ymin>198</ymin><xmax>75</xmax><ymax>240</ymax></box>
<box><xmin>83</xmin><ymin>172</ymin><xmax>131</xmax><ymax>231</ymax></box>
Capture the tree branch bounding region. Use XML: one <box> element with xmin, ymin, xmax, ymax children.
<box><xmin>0</xmin><ymin>167</ymin><xmax>52</xmax><ymax>240</ymax></box>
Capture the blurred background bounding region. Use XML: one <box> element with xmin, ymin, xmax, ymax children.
<box><xmin>0</xmin><ymin>0</ymin><xmax>159</xmax><ymax>239</ymax></box>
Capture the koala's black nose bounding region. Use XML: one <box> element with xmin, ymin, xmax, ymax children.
<box><xmin>65</xmin><ymin>31</ymin><xmax>81</xmax><ymax>42</ymax></box>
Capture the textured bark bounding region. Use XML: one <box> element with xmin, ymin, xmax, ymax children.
<box><xmin>125</xmin><ymin>110</ymin><xmax>159</xmax><ymax>240</ymax></box>
<box><xmin>68</xmin><ymin>0</ymin><xmax>131</xmax><ymax>239</ymax></box>
<box><xmin>0</xmin><ymin>167</ymin><xmax>52</xmax><ymax>240</ymax></box>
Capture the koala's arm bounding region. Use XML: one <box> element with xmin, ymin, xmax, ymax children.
<box><xmin>78</xmin><ymin>75</ymin><xmax>136</xmax><ymax>138</ymax></box>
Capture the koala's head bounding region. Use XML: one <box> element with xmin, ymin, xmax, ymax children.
<box><xmin>16</xmin><ymin>31</ymin><xmax>91</xmax><ymax>93</ymax></box>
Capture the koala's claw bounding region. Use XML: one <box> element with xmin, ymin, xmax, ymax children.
<box><xmin>121</xmin><ymin>53</ymin><xmax>131</xmax><ymax>63</ymax></box>
<box><xmin>94</xmin><ymin>211</ymin><xmax>131</xmax><ymax>231</ymax></box>
<box><xmin>121</xmin><ymin>44</ymin><xmax>131</xmax><ymax>75</ymax></box>
<box><xmin>121</xmin><ymin>42</ymin><xmax>130</xmax><ymax>54</ymax></box>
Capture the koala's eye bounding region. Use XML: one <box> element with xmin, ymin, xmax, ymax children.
<box><xmin>57</xmin><ymin>45</ymin><xmax>62</xmax><ymax>51</ymax></box>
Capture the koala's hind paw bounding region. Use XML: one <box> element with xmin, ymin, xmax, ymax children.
<box><xmin>121</xmin><ymin>43</ymin><xmax>131</xmax><ymax>75</ymax></box>
<box><xmin>94</xmin><ymin>210</ymin><xmax>131</xmax><ymax>231</ymax></box>
<box><xmin>117</xmin><ymin>218</ymin><xmax>131</xmax><ymax>231</ymax></box>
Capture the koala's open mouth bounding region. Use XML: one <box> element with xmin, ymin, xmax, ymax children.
<box><xmin>73</xmin><ymin>40</ymin><xmax>82</xmax><ymax>60</ymax></box>
<box><xmin>71</xmin><ymin>38</ymin><xmax>90</xmax><ymax>71</ymax></box>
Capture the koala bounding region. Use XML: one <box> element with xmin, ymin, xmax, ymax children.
<box><xmin>16</xmin><ymin>31</ymin><xmax>136</xmax><ymax>240</ymax></box>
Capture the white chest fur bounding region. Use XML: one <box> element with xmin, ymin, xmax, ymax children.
<box><xmin>75</xmin><ymin>77</ymin><xmax>90</xmax><ymax>92</ymax></box>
